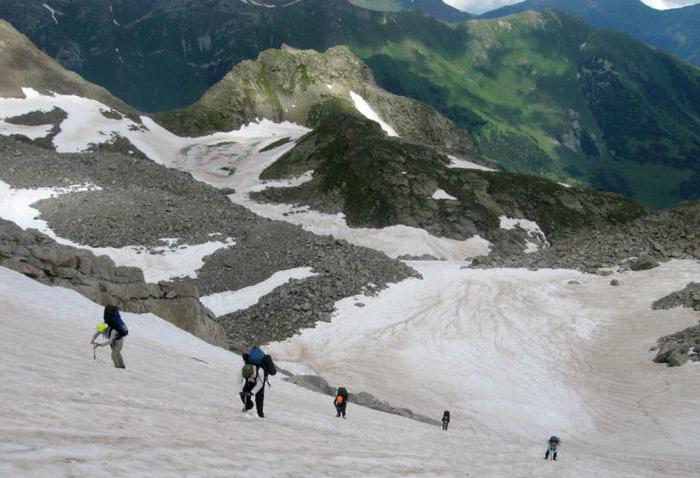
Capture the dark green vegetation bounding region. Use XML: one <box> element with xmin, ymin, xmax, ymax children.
<box><xmin>259</xmin><ymin>137</ymin><xmax>292</xmax><ymax>153</ymax></box>
<box><xmin>349</xmin><ymin>0</ymin><xmax>472</xmax><ymax>21</ymax></box>
<box><xmin>3</xmin><ymin>2</ymin><xmax>700</xmax><ymax>205</ymax></box>
<box><xmin>254</xmin><ymin>109</ymin><xmax>647</xmax><ymax>250</ymax></box>
<box><xmin>481</xmin><ymin>0</ymin><xmax>700</xmax><ymax>66</ymax></box>
<box><xmin>356</xmin><ymin>11</ymin><xmax>700</xmax><ymax>207</ymax></box>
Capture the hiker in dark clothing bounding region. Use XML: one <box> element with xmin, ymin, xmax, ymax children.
<box><xmin>334</xmin><ymin>387</ymin><xmax>348</xmax><ymax>418</ymax></box>
<box><xmin>545</xmin><ymin>436</ymin><xmax>561</xmax><ymax>460</ymax></box>
<box><xmin>240</xmin><ymin>363</ymin><xmax>266</xmax><ymax>418</ymax></box>
<box><xmin>239</xmin><ymin>347</ymin><xmax>276</xmax><ymax>418</ymax></box>
<box><xmin>441</xmin><ymin>410</ymin><xmax>450</xmax><ymax>431</ymax></box>
<box><xmin>91</xmin><ymin>305</ymin><xmax>128</xmax><ymax>368</ymax></box>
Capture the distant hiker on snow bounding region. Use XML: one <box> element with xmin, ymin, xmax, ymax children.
<box><xmin>441</xmin><ymin>410</ymin><xmax>450</xmax><ymax>431</ymax></box>
<box><xmin>334</xmin><ymin>387</ymin><xmax>348</xmax><ymax>418</ymax></box>
<box><xmin>544</xmin><ymin>436</ymin><xmax>561</xmax><ymax>461</ymax></box>
<box><xmin>239</xmin><ymin>346</ymin><xmax>276</xmax><ymax>418</ymax></box>
<box><xmin>90</xmin><ymin>305</ymin><xmax>128</xmax><ymax>369</ymax></box>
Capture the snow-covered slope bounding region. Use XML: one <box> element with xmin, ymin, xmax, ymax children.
<box><xmin>270</xmin><ymin>260</ymin><xmax>700</xmax><ymax>477</ymax></box>
<box><xmin>0</xmin><ymin>266</ymin><xmax>451</xmax><ymax>477</ymax></box>
<box><xmin>3</xmin><ymin>261</ymin><xmax>699</xmax><ymax>476</ymax></box>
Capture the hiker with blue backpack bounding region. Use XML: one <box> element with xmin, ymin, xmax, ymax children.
<box><xmin>90</xmin><ymin>305</ymin><xmax>128</xmax><ymax>369</ymax></box>
<box><xmin>239</xmin><ymin>346</ymin><xmax>277</xmax><ymax>418</ymax></box>
<box><xmin>544</xmin><ymin>435</ymin><xmax>561</xmax><ymax>461</ymax></box>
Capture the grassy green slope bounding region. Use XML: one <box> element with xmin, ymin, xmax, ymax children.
<box><xmin>350</xmin><ymin>11</ymin><xmax>700</xmax><ymax>207</ymax></box>
<box><xmin>349</xmin><ymin>0</ymin><xmax>473</xmax><ymax>21</ymax></box>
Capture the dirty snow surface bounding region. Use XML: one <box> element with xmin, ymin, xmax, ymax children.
<box><xmin>201</xmin><ymin>267</ymin><xmax>317</xmax><ymax>317</ymax></box>
<box><xmin>0</xmin><ymin>89</ymin><xmax>492</xmax><ymax>260</ymax></box>
<box><xmin>3</xmin><ymin>260</ymin><xmax>700</xmax><ymax>476</ymax></box>
<box><xmin>270</xmin><ymin>260</ymin><xmax>700</xmax><ymax>477</ymax></box>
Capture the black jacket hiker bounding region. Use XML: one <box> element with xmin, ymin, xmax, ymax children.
<box><xmin>442</xmin><ymin>411</ymin><xmax>450</xmax><ymax>431</ymax></box>
<box><xmin>545</xmin><ymin>436</ymin><xmax>561</xmax><ymax>460</ymax></box>
<box><xmin>240</xmin><ymin>365</ymin><xmax>266</xmax><ymax>418</ymax></box>
<box><xmin>335</xmin><ymin>387</ymin><xmax>349</xmax><ymax>418</ymax></box>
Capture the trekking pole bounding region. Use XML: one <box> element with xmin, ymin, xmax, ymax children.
<box><xmin>93</xmin><ymin>344</ymin><xmax>98</xmax><ymax>360</ymax></box>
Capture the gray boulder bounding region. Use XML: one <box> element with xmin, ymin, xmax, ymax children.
<box><xmin>652</xmin><ymin>282</ymin><xmax>700</xmax><ymax>312</ymax></box>
<box><xmin>629</xmin><ymin>253</ymin><xmax>659</xmax><ymax>271</ymax></box>
<box><xmin>0</xmin><ymin>218</ymin><xmax>227</xmax><ymax>347</ymax></box>
<box><xmin>652</xmin><ymin>323</ymin><xmax>700</xmax><ymax>367</ymax></box>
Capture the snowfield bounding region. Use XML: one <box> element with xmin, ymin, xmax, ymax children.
<box><xmin>2</xmin><ymin>260</ymin><xmax>700</xmax><ymax>477</ymax></box>
<box><xmin>172</xmin><ymin>124</ymin><xmax>492</xmax><ymax>260</ymax></box>
<box><xmin>201</xmin><ymin>267</ymin><xmax>317</xmax><ymax>317</ymax></box>
<box><xmin>0</xmin><ymin>89</ymin><xmax>493</xmax><ymax>260</ymax></box>
<box><xmin>270</xmin><ymin>260</ymin><xmax>700</xmax><ymax>477</ymax></box>
<box><xmin>0</xmin><ymin>179</ymin><xmax>236</xmax><ymax>282</ymax></box>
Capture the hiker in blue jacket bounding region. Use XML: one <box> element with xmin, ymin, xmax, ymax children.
<box><xmin>545</xmin><ymin>436</ymin><xmax>561</xmax><ymax>460</ymax></box>
<box><xmin>91</xmin><ymin>305</ymin><xmax>128</xmax><ymax>369</ymax></box>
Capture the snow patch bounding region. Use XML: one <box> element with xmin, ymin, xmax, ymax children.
<box><xmin>499</xmin><ymin>215</ymin><xmax>549</xmax><ymax>253</ymax></box>
<box><xmin>201</xmin><ymin>267</ymin><xmax>317</xmax><ymax>317</ymax></box>
<box><xmin>0</xmin><ymin>119</ymin><xmax>54</xmax><ymax>140</ymax></box>
<box><xmin>170</xmin><ymin>123</ymin><xmax>491</xmax><ymax>260</ymax></box>
<box><xmin>0</xmin><ymin>180</ymin><xmax>235</xmax><ymax>282</ymax></box>
<box><xmin>270</xmin><ymin>260</ymin><xmax>700</xmax><ymax>467</ymax></box>
<box><xmin>42</xmin><ymin>3</ymin><xmax>61</xmax><ymax>24</ymax></box>
<box><xmin>447</xmin><ymin>155</ymin><xmax>496</xmax><ymax>172</ymax></box>
<box><xmin>431</xmin><ymin>189</ymin><xmax>458</xmax><ymax>201</ymax></box>
<box><xmin>349</xmin><ymin>91</ymin><xmax>398</xmax><ymax>137</ymax></box>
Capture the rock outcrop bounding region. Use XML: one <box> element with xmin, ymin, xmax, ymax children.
<box><xmin>155</xmin><ymin>45</ymin><xmax>471</xmax><ymax>152</ymax></box>
<box><xmin>285</xmin><ymin>374</ymin><xmax>440</xmax><ymax>426</ymax></box>
<box><xmin>0</xmin><ymin>219</ymin><xmax>228</xmax><ymax>347</ymax></box>
<box><xmin>652</xmin><ymin>282</ymin><xmax>700</xmax><ymax>312</ymax></box>
<box><xmin>651</xmin><ymin>323</ymin><xmax>700</xmax><ymax>367</ymax></box>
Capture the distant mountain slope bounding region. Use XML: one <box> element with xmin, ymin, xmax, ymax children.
<box><xmin>3</xmin><ymin>3</ymin><xmax>700</xmax><ymax>206</ymax></box>
<box><xmin>0</xmin><ymin>0</ymin><xmax>423</xmax><ymax>112</ymax></box>
<box><xmin>480</xmin><ymin>0</ymin><xmax>700</xmax><ymax>66</ymax></box>
<box><xmin>0</xmin><ymin>19</ymin><xmax>135</xmax><ymax>116</ymax></box>
<box><xmin>349</xmin><ymin>0</ymin><xmax>473</xmax><ymax>21</ymax></box>
<box><xmin>154</xmin><ymin>45</ymin><xmax>472</xmax><ymax>152</ymax></box>
<box><xmin>360</xmin><ymin>11</ymin><xmax>700</xmax><ymax>206</ymax></box>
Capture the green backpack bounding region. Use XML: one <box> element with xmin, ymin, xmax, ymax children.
<box><xmin>242</xmin><ymin>364</ymin><xmax>254</xmax><ymax>380</ymax></box>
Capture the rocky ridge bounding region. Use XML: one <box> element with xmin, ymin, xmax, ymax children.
<box><xmin>0</xmin><ymin>136</ymin><xmax>416</xmax><ymax>349</ymax></box>
<box><xmin>253</xmin><ymin>111</ymin><xmax>646</xmax><ymax>255</ymax></box>
<box><xmin>471</xmin><ymin>202</ymin><xmax>700</xmax><ymax>273</ymax></box>
<box><xmin>0</xmin><ymin>218</ymin><xmax>227</xmax><ymax>347</ymax></box>
<box><xmin>154</xmin><ymin>45</ymin><xmax>471</xmax><ymax>152</ymax></box>
<box><xmin>651</xmin><ymin>322</ymin><xmax>700</xmax><ymax>367</ymax></box>
<box><xmin>285</xmin><ymin>374</ymin><xmax>440</xmax><ymax>426</ymax></box>
<box><xmin>650</xmin><ymin>283</ymin><xmax>700</xmax><ymax>367</ymax></box>
<box><xmin>652</xmin><ymin>282</ymin><xmax>700</xmax><ymax>312</ymax></box>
